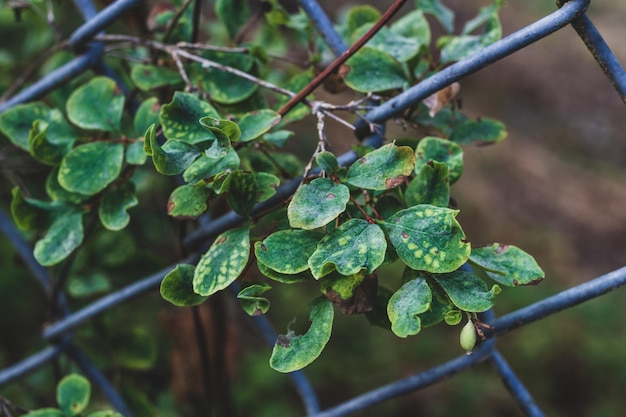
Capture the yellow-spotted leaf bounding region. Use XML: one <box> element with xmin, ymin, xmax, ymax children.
<box><xmin>270</xmin><ymin>297</ymin><xmax>334</xmax><ymax>373</ymax></box>
<box><xmin>405</xmin><ymin>162</ymin><xmax>450</xmax><ymax>207</ymax></box>
<box><xmin>58</xmin><ymin>142</ymin><xmax>124</xmax><ymax>196</ymax></box>
<box><xmin>387</xmin><ymin>275</ymin><xmax>432</xmax><ymax>337</ymax></box>
<box><xmin>342</xmin><ymin>47</ymin><xmax>407</xmax><ymax>93</ymax></box>
<box><xmin>288</xmin><ymin>178</ymin><xmax>349</xmax><ymax>230</ymax></box>
<box><xmin>0</xmin><ymin>102</ymin><xmax>77</xmax><ymax>151</ymax></box>
<box><xmin>449</xmin><ymin>117</ymin><xmax>507</xmax><ymax>145</ymax></box>
<box><xmin>159</xmin><ymin>92</ymin><xmax>219</xmax><ymax>144</ymax></box>
<box><xmin>379</xmin><ymin>205</ymin><xmax>470</xmax><ymax>273</ymax></box>
<box><xmin>130</xmin><ymin>64</ymin><xmax>183</xmax><ymax>91</ymax></box>
<box><xmin>255</xmin><ymin>229</ymin><xmax>321</xmax><ymax>274</ymax></box>
<box><xmin>145</xmin><ymin>124</ymin><xmax>202</xmax><ymax>175</ymax></box>
<box><xmin>66</xmin><ymin>77</ymin><xmax>124</xmax><ymax>133</ymax></box>
<box><xmin>432</xmin><ymin>271</ymin><xmax>500</xmax><ymax>312</ymax></box>
<box><xmin>415</xmin><ymin>137</ymin><xmax>463</xmax><ymax>184</ymax></box>
<box><xmin>193</xmin><ymin>227</ymin><xmax>250</xmax><ymax>296</ymax></box>
<box><xmin>469</xmin><ymin>243</ymin><xmax>545</xmax><ymax>286</ymax></box>
<box><xmin>308</xmin><ymin>219</ymin><xmax>386</xmax><ymax>279</ymax></box>
<box><xmin>225</xmin><ymin>171</ymin><xmax>257</xmax><ymax>217</ymax></box>
<box><xmin>345</xmin><ymin>143</ymin><xmax>415</xmax><ymax>190</ymax></box>
<box><xmin>237</xmin><ymin>282</ymin><xmax>271</xmax><ymax>316</ymax></box>
<box><xmin>167</xmin><ymin>184</ymin><xmax>212</xmax><ymax>219</ymax></box>
<box><xmin>34</xmin><ymin>210</ymin><xmax>84</xmax><ymax>266</ymax></box>
<box><xmin>238</xmin><ymin>109</ymin><xmax>281</xmax><ymax>142</ymax></box>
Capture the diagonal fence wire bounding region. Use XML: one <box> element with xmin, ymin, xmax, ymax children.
<box><xmin>0</xmin><ymin>0</ymin><xmax>625</xmax><ymax>416</ymax></box>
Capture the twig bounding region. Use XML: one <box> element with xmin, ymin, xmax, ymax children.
<box><xmin>171</xmin><ymin>50</ymin><xmax>194</xmax><ymax>91</ymax></box>
<box><xmin>276</xmin><ymin>0</ymin><xmax>409</xmax><ymax>117</ymax></box>
<box><xmin>161</xmin><ymin>0</ymin><xmax>193</xmax><ymax>44</ymax></box>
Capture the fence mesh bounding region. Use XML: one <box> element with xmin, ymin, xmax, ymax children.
<box><xmin>0</xmin><ymin>0</ymin><xmax>625</xmax><ymax>416</ymax></box>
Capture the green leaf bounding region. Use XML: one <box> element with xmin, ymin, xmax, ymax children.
<box><xmin>145</xmin><ymin>124</ymin><xmax>202</xmax><ymax>175</ymax></box>
<box><xmin>387</xmin><ymin>275</ymin><xmax>432</xmax><ymax>337</ymax></box>
<box><xmin>449</xmin><ymin>118</ymin><xmax>507</xmax><ymax>145</ymax></box>
<box><xmin>344</xmin><ymin>5</ymin><xmax>380</xmax><ymax>37</ymax></box>
<box><xmin>462</xmin><ymin>0</ymin><xmax>503</xmax><ymax>35</ymax></box>
<box><xmin>320</xmin><ymin>272</ymin><xmax>377</xmax><ymax>315</ymax></box>
<box><xmin>11</xmin><ymin>187</ymin><xmax>59</xmax><ymax>231</ymax></box>
<box><xmin>160</xmin><ymin>264</ymin><xmax>209</xmax><ymax>307</ymax></box>
<box><xmin>199</xmin><ymin>116</ymin><xmax>241</xmax><ymax>142</ymax></box>
<box><xmin>57</xmin><ymin>374</ymin><xmax>90</xmax><ymax>416</ymax></box>
<box><xmin>87</xmin><ymin>412</ymin><xmax>123</xmax><ymax>417</ymax></box>
<box><xmin>257</xmin><ymin>260</ymin><xmax>313</xmax><ymax>284</ymax></box>
<box><xmin>111</xmin><ymin>327</ymin><xmax>157</xmax><ymax>370</ymax></box>
<box><xmin>288</xmin><ymin>178</ymin><xmax>349</xmax><ymax>230</ymax></box>
<box><xmin>415</xmin><ymin>136</ymin><xmax>463</xmax><ymax>184</ymax></box>
<box><xmin>34</xmin><ymin>210</ymin><xmax>84</xmax><ymax>266</ymax></box>
<box><xmin>345</xmin><ymin>143</ymin><xmax>415</xmax><ymax>190</ymax></box>
<box><xmin>193</xmin><ymin>227</ymin><xmax>250</xmax><ymax>296</ymax></box>
<box><xmin>125</xmin><ymin>140</ymin><xmax>147</xmax><ymax>165</ymax></box>
<box><xmin>191</xmin><ymin>51</ymin><xmax>258</xmax><ymax>104</ymax></box>
<box><xmin>270</xmin><ymin>297</ymin><xmax>334</xmax><ymax>373</ymax></box>
<box><xmin>28</xmin><ymin>120</ymin><xmax>72</xmax><ymax>166</ymax></box>
<box><xmin>352</xmin><ymin>24</ymin><xmax>423</xmax><ymax>63</ymax></box>
<box><xmin>469</xmin><ymin>243</ymin><xmax>545</xmax><ymax>286</ymax></box>
<box><xmin>405</xmin><ymin>162</ymin><xmax>450</xmax><ymax>207</ymax></box>
<box><xmin>58</xmin><ymin>142</ymin><xmax>124</xmax><ymax>195</ymax></box>
<box><xmin>316</xmin><ymin>151</ymin><xmax>340</xmax><ymax>175</ymax></box>
<box><xmin>342</xmin><ymin>47</ymin><xmax>407</xmax><ymax>93</ymax></box>
<box><xmin>237</xmin><ymin>282</ymin><xmax>271</xmax><ymax>316</ymax></box>
<box><xmin>167</xmin><ymin>184</ymin><xmax>212</xmax><ymax>219</ymax></box>
<box><xmin>45</xmin><ymin>168</ymin><xmax>88</xmax><ymax>204</ymax></box>
<box><xmin>216</xmin><ymin>0</ymin><xmax>250</xmax><ymax>39</ymax></box>
<box><xmin>255</xmin><ymin>229</ymin><xmax>321</xmax><ymax>274</ymax></box>
<box><xmin>159</xmin><ymin>92</ymin><xmax>219</xmax><ymax>144</ymax></box>
<box><xmin>130</xmin><ymin>64</ymin><xmax>182</xmax><ymax>91</ymax></box>
<box><xmin>438</xmin><ymin>35</ymin><xmax>483</xmax><ymax>64</ymax></box>
<box><xmin>183</xmin><ymin>148</ymin><xmax>240</xmax><ymax>184</ymax></box>
<box><xmin>66</xmin><ymin>77</ymin><xmax>124</xmax><ymax>133</ymax></box>
<box><xmin>419</xmin><ymin>282</ymin><xmax>455</xmax><ymax>327</ymax></box>
<box><xmin>308</xmin><ymin>219</ymin><xmax>386</xmax><ymax>279</ymax></box>
<box><xmin>133</xmin><ymin>97</ymin><xmax>160</xmax><ymax>136</ymax></box>
<box><xmin>68</xmin><ymin>271</ymin><xmax>111</xmax><ymax>298</ymax></box>
<box><xmin>238</xmin><ymin>109</ymin><xmax>282</xmax><ymax>142</ymax></box>
<box><xmin>391</xmin><ymin>10</ymin><xmax>431</xmax><ymax>49</ymax></box>
<box><xmin>98</xmin><ymin>183</ymin><xmax>138</xmax><ymax>231</ymax></box>
<box><xmin>263</xmin><ymin>129</ymin><xmax>293</xmax><ymax>147</ymax></box>
<box><xmin>432</xmin><ymin>271</ymin><xmax>500</xmax><ymax>312</ymax></box>
<box><xmin>444</xmin><ymin>309</ymin><xmax>463</xmax><ymax>325</ymax></box>
<box><xmin>255</xmin><ymin>172</ymin><xmax>280</xmax><ymax>202</ymax></box>
<box><xmin>417</xmin><ymin>0</ymin><xmax>454</xmax><ymax>33</ymax></box>
<box><xmin>22</xmin><ymin>409</ymin><xmax>64</xmax><ymax>417</ymax></box>
<box><xmin>226</xmin><ymin>171</ymin><xmax>257</xmax><ymax>217</ymax></box>
<box><xmin>0</xmin><ymin>102</ymin><xmax>77</xmax><ymax>151</ymax></box>
<box><xmin>379</xmin><ymin>205</ymin><xmax>470</xmax><ymax>273</ymax></box>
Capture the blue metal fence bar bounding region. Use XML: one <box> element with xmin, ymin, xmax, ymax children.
<box><xmin>69</xmin><ymin>0</ymin><xmax>143</xmax><ymax>50</ymax></box>
<box><xmin>0</xmin><ymin>209</ymin><xmax>51</xmax><ymax>295</ymax></box>
<box><xmin>487</xmin><ymin>265</ymin><xmax>626</xmax><ymax>337</ymax></box>
<box><xmin>308</xmin><ymin>310</ymin><xmax>497</xmax><ymax>417</ymax></box>
<box><xmin>566</xmin><ymin>13</ymin><xmax>626</xmax><ymax>102</ymax></box>
<box><xmin>67</xmin><ymin>345</ymin><xmax>135</xmax><ymax>417</ymax></box>
<box><xmin>353</xmin><ymin>0</ymin><xmax>590</xmax><ymax>139</ymax></box>
<box><xmin>489</xmin><ymin>350</ymin><xmax>545</xmax><ymax>417</ymax></box>
<box><xmin>299</xmin><ymin>0</ymin><xmax>348</xmax><ymax>56</ymax></box>
<box><xmin>0</xmin><ymin>345</ymin><xmax>65</xmax><ymax>387</ymax></box>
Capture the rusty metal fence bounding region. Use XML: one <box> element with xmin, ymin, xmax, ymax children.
<box><xmin>1</xmin><ymin>0</ymin><xmax>625</xmax><ymax>416</ymax></box>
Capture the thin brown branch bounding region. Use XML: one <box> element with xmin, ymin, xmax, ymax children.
<box><xmin>276</xmin><ymin>0</ymin><xmax>409</xmax><ymax>117</ymax></box>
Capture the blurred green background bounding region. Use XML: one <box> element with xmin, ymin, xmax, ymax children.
<box><xmin>1</xmin><ymin>1</ymin><xmax>625</xmax><ymax>416</ymax></box>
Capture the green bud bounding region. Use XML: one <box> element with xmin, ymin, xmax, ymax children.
<box><xmin>460</xmin><ymin>319</ymin><xmax>477</xmax><ymax>355</ymax></box>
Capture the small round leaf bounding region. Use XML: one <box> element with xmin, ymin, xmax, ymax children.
<box><xmin>57</xmin><ymin>374</ymin><xmax>91</xmax><ymax>416</ymax></box>
<box><xmin>58</xmin><ymin>142</ymin><xmax>124</xmax><ymax>195</ymax></box>
<box><xmin>66</xmin><ymin>77</ymin><xmax>124</xmax><ymax>133</ymax></box>
<box><xmin>288</xmin><ymin>178</ymin><xmax>349</xmax><ymax>230</ymax></box>
<box><xmin>161</xmin><ymin>264</ymin><xmax>208</xmax><ymax>307</ymax></box>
